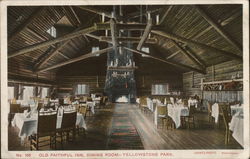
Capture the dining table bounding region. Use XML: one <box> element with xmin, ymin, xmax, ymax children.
<box><xmin>86</xmin><ymin>101</ymin><xmax>95</xmax><ymax>114</ymax></box>
<box><xmin>211</xmin><ymin>103</ymin><xmax>219</xmax><ymax>123</ymax></box>
<box><xmin>230</xmin><ymin>104</ymin><xmax>243</xmax><ymax>116</ymax></box>
<box><xmin>12</xmin><ymin>111</ymin><xmax>87</xmax><ymax>142</ymax></box>
<box><xmin>167</xmin><ymin>104</ymin><xmax>189</xmax><ymax>128</ymax></box>
<box><xmin>229</xmin><ymin>111</ymin><xmax>244</xmax><ymax>147</ymax></box>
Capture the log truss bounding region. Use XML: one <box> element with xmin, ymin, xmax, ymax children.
<box><xmin>8</xmin><ymin>5</ymin><xmax>242</xmax><ymax>75</ymax></box>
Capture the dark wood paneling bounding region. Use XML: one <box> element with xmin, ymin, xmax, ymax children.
<box><xmin>56</xmin><ymin>75</ymin><xmax>106</xmax><ymax>94</ymax></box>
<box><xmin>136</xmin><ymin>74</ymin><xmax>183</xmax><ymax>96</ymax></box>
<box><xmin>183</xmin><ymin>60</ymin><xmax>243</xmax><ymax>97</ymax></box>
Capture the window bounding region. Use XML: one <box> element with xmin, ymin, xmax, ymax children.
<box><xmin>23</xmin><ymin>86</ymin><xmax>34</xmax><ymax>102</ymax></box>
<box><xmin>152</xmin><ymin>84</ymin><xmax>169</xmax><ymax>95</ymax></box>
<box><xmin>46</xmin><ymin>26</ymin><xmax>56</xmax><ymax>38</ymax></box>
<box><xmin>76</xmin><ymin>84</ymin><xmax>89</xmax><ymax>95</ymax></box>
<box><xmin>141</xmin><ymin>47</ymin><xmax>150</xmax><ymax>57</ymax></box>
<box><xmin>92</xmin><ymin>46</ymin><xmax>99</xmax><ymax>53</ymax></box>
<box><xmin>8</xmin><ymin>86</ymin><xmax>14</xmax><ymax>100</ymax></box>
<box><xmin>41</xmin><ymin>87</ymin><xmax>49</xmax><ymax>98</ymax></box>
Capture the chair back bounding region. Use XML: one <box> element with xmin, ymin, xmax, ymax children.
<box><xmin>10</xmin><ymin>104</ymin><xmax>20</xmax><ymax>113</ymax></box>
<box><xmin>219</xmin><ymin>104</ymin><xmax>231</xmax><ymax>128</ymax></box>
<box><xmin>59</xmin><ymin>98</ymin><xmax>64</xmax><ymax>105</ymax></box>
<box><xmin>37</xmin><ymin>103</ymin><xmax>43</xmax><ymax>111</ymax></box>
<box><xmin>183</xmin><ymin>99</ymin><xmax>188</xmax><ymax>107</ymax></box>
<box><xmin>189</xmin><ymin>105</ymin><xmax>195</xmax><ymax>116</ymax></box>
<box><xmin>74</xmin><ymin>104</ymin><xmax>80</xmax><ymax>112</ymax></box>
<box><xmin>206</xmin><ymin>101</ymin><xmax>212</xmax><ymax>113</ymax></box>
<box><xmin>37</xmin><ymin>110</ymin><xmax>57</xmax><ymax>135</ymax></box>
<box><xmin>157</xmin><ymin>106</ymin><xmax>167</xmax><ymax>116</ymax></box>
<box><xmin>61</xmin><ymin>110</ymin><xmax>77</xmax><ymax>130</ymax></box>
<box><xmin>78</xmin><ymin>106</ymin><xmax>87</xmax><ymax>118</ymax></box>
<box><xmin>87</xmin><ymin>97</ymin><xmax>93</xmax><ymax>102</ymax></box>
<box><xmin>140</xmin><ymin>97</ymin><xmax>147</xmax><ymax>106</ymax></box>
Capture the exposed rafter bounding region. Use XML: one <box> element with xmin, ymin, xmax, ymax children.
<box><xmin>194</xmin><ymin>6</ymin><xmax>242</xmax><ymax>52</ymax></box>
<box><xmin>8</xmin><ymin>7</ymin><xmax>45</xmax><ymax>43</ymax></box>
<box><xmin>33</xmin><ymin>27</ymin><xmax>81</xmax><ymax>70</ymax></box>
<box><xmin>171</xmin><ymin>40</ymin><xmax>206</xmax><ymax>69</ymax></box>
<box><xmin>123</xmin><ymin>47</ymin><xmax>206</xmax><ymax>74</ymax></box>
<box><xmin>159</xmin><ymin>6</ymin><xmax>173</xmax><ymax>25</ymax></box>
<box><xmin>125</xmin><ymin>8</ymin><xmax>162</xmax><ymax>20</ymax></box>
<box><xmin>95</xmin><ymin>22</ymin><xmax>241</xmax><ymax>61</ymax></box>
<box><xmin>137</xmin><ymin>18</ymin><xmax>152</xmax><ymax>50</ymax></box>
<box><xmin>166</xmin><ymin>51</ymin><xmax>180</xmax><ymax>59</ymax></box>
<box><xmin>37</xmin><ymin>47</ymin><xmax>113</xmax><ymax>72</ymax></box>
<box><xmin>8</xmin><ymin>26</ymin><xmax>96</xmax><ymax>58</ymax></box>
<box><xmin>77</xmin><ymin>6</ymin><xmax>113</xmax><ymax>19</ymax></box>
<box><xmin>152</xmin><ymin>30</ymin><xmax>242</xmax><ymax>61</ymax></box>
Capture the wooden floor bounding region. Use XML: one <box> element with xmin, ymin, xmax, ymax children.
<box><xmin>8</xmin><ymin>103</ymin><xmax>242</xmax><ymax>150</ymax></box>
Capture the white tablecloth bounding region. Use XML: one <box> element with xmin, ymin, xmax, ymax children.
<box><xmin>87</xmin><ymin>101</ymin><xmax>95</xmax><ymax>114</ymax></box>
<box><xmin>229</xmin><ymin>112</ymin><xmax>244</xmax><ymax>147</ymax></box>
<box><xmin>168</xmin><ymin>105</ymin><xmax>189</xmax><ymax>128</ymax></box>
<box><xmin>230</xmin><ymin>105</ymin><xmax>243</xmax><ymax>116</ymax></box>
<box><xmin>12</xmin><ymin>112</ymin><xmax>86</xmax><ymax>140</ymax></box>
<box><xmin>211</xmin><ymin>103</ymin><xmax>219</xmax><ymax>123</ymax></box>
<box><xmin>188</xmin><ymin>99</ymin><xmax>198</xmax><ymax>108</ymax></box>
<box><xmin>147</xmin><ymin>98</ymin><xmax>154</xmax><ymax>112</ymax></box>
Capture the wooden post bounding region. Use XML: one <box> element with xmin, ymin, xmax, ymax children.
<box><xmin>172</xmin><ymin>40</ymin><xmax>205</xmax><ymax>69</ymax></box>
<box><xmin>137</xmin><ymin>18</ymin><xmax>153</xmax><ymax>50</ymax></box>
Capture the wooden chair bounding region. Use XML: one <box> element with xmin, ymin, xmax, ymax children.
<box><xmin>77</xmin><ymin>106</ymin><xmax>87</xmax><ymax>136</ymax></box>
<box><xmin>29</xmin><ymin>109</ymin><xmax>57</xmax><ymax>150</ymax></box>
<box><xmin>157</xmin><ymin>105</ymin><xmax>174</xmax><ymax>129</ymax></box>
<box><xmin>78</xmin><ymin>105</ymin><xmax>87</xmax><ymax>119</ymax></box>
<box><xmin>157</xmin><ymin>106</ymin><xmax>166</xmax><ymax>129</ymax></box>
<box><xmin>206</xmin><ymin>100</ymin><xmax>213</xmax><ymax>123</ymax></box>
<box><xmin>184</xmin><ymin>105</ymin><xmax>195</xmax><ymax>128</ymax></box>
<box><xmin>139</xmin><ymin>97</ymin><xmax>148</xmax><ymax>113</ymax></box>
<box><xmin>10</xmin><ymin>103</ymin><xmax>21</xmax><ymax>113</ymax></box>
<box><xmin>9</xmin><ymin>104</ymin><xmax>21</xmax><ymax>125</ymax></box>
<box><xmin>57</xmin><ymin>110</ymin><xmax>77</xmax><ymax>148</ymax></box>
<box><xmin>219</xmin><ymin>104</ymin><xmax>232</xmax><ymax>145</ymax></box>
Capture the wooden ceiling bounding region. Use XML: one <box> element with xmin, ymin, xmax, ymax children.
<box><xmin>7</xmin><ymin>5</ymin><xmax>242</xmax><ymax>77</ymax></box>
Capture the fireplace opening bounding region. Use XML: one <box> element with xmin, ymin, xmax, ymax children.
<box><xmin>115</xmin><ymin>95</ymin><xmax>129</xmax><ymax>103</ymax></box>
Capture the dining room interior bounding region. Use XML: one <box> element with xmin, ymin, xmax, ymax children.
<box><xmin>6</xmin><ymin>4</ymin><xmax>244</xmax><ymax>151</ymax></box>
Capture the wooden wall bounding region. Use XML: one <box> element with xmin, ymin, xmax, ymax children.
<box><xmin>183</xmin><ymin>60</ymin><xmax>243</xmax><ymax>100</ymax></box>
<box><xmin>136</xmin><ymin>74</ymin><xmax>183</xmax><ymax>96</ymax></box>
<box><xmin>8</xmin><ymin>58</ymin><xmax>56</xmax><ymax>84</ymax></box>
<box><xmin>56</xmin><ymin>75</ymin><xmax>106</xmax><ymax>96</ymax></box>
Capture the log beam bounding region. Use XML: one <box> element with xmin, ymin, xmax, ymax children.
<box><xmin>99</xmin><ymin>36</ymin><xmax>157</xmax><ymax>44</ymax></box>
<box><xmin>159</xmin><ymin>6</ymin><xmax>173</xmax><ymax>25</ymax></box>
<box><xmin>152</xmin><ymin>30</ymin><xmax>242</xmax><ymax>61</ymax></box>
<box><xmin>123</xmin><ymin>47</ymin><xmax>206</xmax><ymax>74</ymax></box>
<box><xmin>194</xmin><ymin>6</ymin><xmax>242</xmax><ymax>52</ymax></box>
<box><xmin>36</xmin><ymin>47</ymin><xmax>113</xmax><ymax>72</ymax></box>
<box><xmin>8</xmin><ymin>7</ymin><xmax>45</xmax><ymax>43</ymax></box>
<box><xmin>33</xmin><ymin>27</ymin><xmax>82</xmax><ymax>70</ymax></box>
<box><xmin>95</xmin><ymin>22</ymin><xmax>162</xmax><ymax>31</ymax></box>
<box><xmin>77</xmin><ymin>6</ymin><xmax>112</xmax><ymax>18</ymax></box>
<box><xmin>137</xmin><ymin>18</ymin><xmax>152</xmax><ymax>50</ymax></box>
<box><xmin>8</xmin><ymin>26</ymin><xmax>96</xmax><ymax>58</ymax></box>
<box><xmin>171</xmin><ymin>40</ymin><xmax>206</xmax><ymax>69</ymax></box>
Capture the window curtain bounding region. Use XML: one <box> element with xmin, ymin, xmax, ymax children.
<box><xmin>152</xmin><ymin>84</ymin><xmax>169</xmax><ymax>95</ymax></box>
